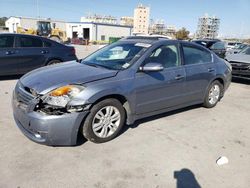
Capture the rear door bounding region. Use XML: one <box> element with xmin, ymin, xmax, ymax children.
<box><xmin>181</xmin><ymin>43</ymin><xmax>216</xmax><ymax>102</ymax></box>
<box><xmin>15</xmin><ymin>35</ymin><xmax>48</xmax><ymax>73</ymax></box>
<box><xmin>0</xmin><ymin>35</ymin><xmax>20</xmax><ymax>75</ymax></box>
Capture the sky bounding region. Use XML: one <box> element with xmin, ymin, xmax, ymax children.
<box><xmin>0</xmin><ymin>0</ymin><xmax>250</xmax><ymax>38</ymax></box>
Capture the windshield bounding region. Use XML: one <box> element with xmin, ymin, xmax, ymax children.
<box><xmin>240</xmin><ymin>46</ymin><xmax>250</xmax><ymax>55</ymax></box>
<box><xmin>81</xmin><ymin>42</ymin><xmax>147</xmax><ymax>70</ymax></box>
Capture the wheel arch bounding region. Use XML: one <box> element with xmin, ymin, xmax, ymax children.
<box><xmin>45</xmin><ymin>58</ymin><xmax>63</xmax><ymax>65</ymax></box>
<box><xmin>91</xmin><ymin>94</ymin><xmax>132</xmax><ymax>121</ymax></box>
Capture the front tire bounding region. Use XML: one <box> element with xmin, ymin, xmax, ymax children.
<box><xmin>203</xmin><ymin>80</ymin><xmax>223</xmax><ymax>108</ymax></box>
<box><xmin>82</xmin><ymin>99</ymin><xmax>126</xmax><ymax>143</ymax></box>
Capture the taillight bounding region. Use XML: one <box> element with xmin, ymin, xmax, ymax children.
<box><xmin>70</xmin><ymin>47</ymin><xmax>76</xmax><ymax>55</ymax></box>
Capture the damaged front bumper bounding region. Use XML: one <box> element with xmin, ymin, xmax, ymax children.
<box><xmin>12</xmin><ymin>83</ymin><xmax>89</xmax><ymax>146</ymax></box>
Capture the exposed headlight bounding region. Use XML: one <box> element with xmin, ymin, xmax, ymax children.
<box><xmin>42</xmin><ymin>85</ymin><xmax>85</xmax><ymax>107</ymax></box>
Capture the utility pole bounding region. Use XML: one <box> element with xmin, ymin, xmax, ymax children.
<box><xmin>36</xmin><ymin>0</ymin><xmax>40</xmax><ymax>20</ymax></box>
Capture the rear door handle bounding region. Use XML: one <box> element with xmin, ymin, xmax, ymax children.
<box><xmin>208</xmin><ymin>68</ymin><xmax>215</xmax><ymax>72</ymax></box>
<box><xmin>175</xmin><ymin>75</ymin><xmax>184</xmax><ymax>80</ymax></box>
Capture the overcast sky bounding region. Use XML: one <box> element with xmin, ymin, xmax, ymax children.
<box><xmin>1</xmin><ymin>0</ymin><xmax>250</xmax><ymax>38</ymax></box>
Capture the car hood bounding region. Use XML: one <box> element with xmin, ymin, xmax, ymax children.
<box><xmin>226</xmin><ymin>54</ymin><xmax>250</xmax><ymax>64</ymax></box>
<box><xmin>20</xmin><ymin>61</ymin><xmax>118</xmax><ymax>94</ymax></box>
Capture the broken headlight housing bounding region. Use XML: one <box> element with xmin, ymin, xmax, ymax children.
<box><xmin>42</xmin><ymin>85</ymin><xmax>85</xmax><ymax>108</ymax></box>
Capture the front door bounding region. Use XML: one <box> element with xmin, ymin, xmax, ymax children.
<box><xmin>134</xmin><ymin>43</ymin><xmax>186</xmax><ymax>114</ymax></box>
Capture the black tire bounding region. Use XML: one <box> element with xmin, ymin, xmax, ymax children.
<box><xmin>46</xmin><ymin>59</ymin><xmax>61</xmax><ymax>66</ymax></box>
<box><xmin>203</xmin><ymin>80</ymin><xmax>223</xmax><ymax>108</ymax></box>
<box><xmin>82</xmin><ymin>98</ymin><xmax>126</xmax><ymax>143</ymax></box>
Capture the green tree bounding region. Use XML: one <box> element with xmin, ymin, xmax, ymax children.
<box><xmin>175</xmin><ymin>27</ymin><xmax>190</xmax><ymax>40</ymax></box>
<box><xmin>0</xmin><ymin>17</ymin><xmax>8</xmax><ymax>26</ymax></box>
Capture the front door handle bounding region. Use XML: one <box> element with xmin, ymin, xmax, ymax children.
<box><xmin>5</xmin><ymin>51</ymin><xmax>15</xmax><ymax>55</ymax></box>
<box><xmin>208</xmin><ymin>68</ymin><xmax>215</xmax><ymax>72</ymax></box>
<box><xmin>175</xmin><ymin>75</ymin><xmax>184</xmax><ymax>80</ymax></box>
<box><xmin>41</xmin><ymin>50</ymin><xmax>49</xmax><ymax>54</ymax></box>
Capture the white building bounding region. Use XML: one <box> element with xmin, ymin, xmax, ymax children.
<box><xmin>66</xmin><ymin>22</ymin><xmax>133</xmax><ymax>42</ymax></box>
<box><xmin>196</xmin><ymin>14</ymin><xmax>220</xmax><ymax>39</ymax></box>
<box><xmin>80</xmin><ymin>15</ymin><xmax>118</xmax><ymax>25</ymax></box>
<box><xmin>5</xmin><ymin>16</ymin><xmax>66</xmax><ymax>33</ymax></box>
<box><xmin>133</xmin><ymin>4</ymin><xmax>150</xmax><ymax>34</ymax></box>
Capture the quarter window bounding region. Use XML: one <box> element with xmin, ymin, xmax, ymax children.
<box><xmin>19</xmin><ymin>36</ymin><xmax>43</xmax><ymax>47</ymax></box>
<box><xmin>0</xmin><ymin>36</ymin><xmax>14</xmax><ymax>48</ymax></box>
<box><xmin>145</xmin><ymin>45</ymin><xmax>180</xmax><ymax>68</ymax></box>
<box><xmin>183</xmin><ymin>46</ymin><xmax>211</xmax><ymax>65</ymax></box>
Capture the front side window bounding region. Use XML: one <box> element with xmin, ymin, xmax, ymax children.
<box><xmin>0</xmin><ymin>36</ymin><xmax>14</xmax><ymax>48</ymax></box>
<box><xmin>19</xmin><ymin>36</ymin><xmax>43</xmax><ymax>47</ymax></box>
<box><xmin>183</xmin><ymin>46</ymin><xmax>211</xmax><ymax>65</ymax></box>
<box><xmin>144</xmin><ymin>45</ymin><xmax>180</xmax><ymax>68</ymax></box>
<box><xmin>82</xmin><ymin>42</ymin><xmax>147</xmax><ymax>70</ymax></box>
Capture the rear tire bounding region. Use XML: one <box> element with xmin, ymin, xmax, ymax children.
<box><xmin>82</xmin><ymin>99</ymin><xmax>126</xmax><ymax>143</ymax></box>
<box><xmin>203</xmin><ymin>80</ymin><xmax>223</xmax><ymax>108</ymax></box>
<box><xmin>46</xmin><ymin>59</ymin><xmax>61</xmax><ymax>66</ymax></box>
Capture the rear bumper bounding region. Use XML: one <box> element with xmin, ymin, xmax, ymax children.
<box><xmin>13</xmin><ymin>98</ymin><xmax>89</xmax><ymax>146</ymax></box>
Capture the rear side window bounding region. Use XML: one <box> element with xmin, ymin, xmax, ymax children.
<box><xmin>19</xmin><ymin>36</ymin><xmax>43</xmax><ymax>47</ymax></box>
<box><xmin>183</xmin><ymin>46</ymin><xmax>212</xmax><ymax>65</ymax></box>
<box><xmin>0</xmin><ymin>36</ymin><xmax>14</xmax><ymax>48</ymax></box>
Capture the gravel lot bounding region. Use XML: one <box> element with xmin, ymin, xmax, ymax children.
<box><xmin>0</xmin><ymin>45</ymin><xmax>249</xmax><ymax>188</ymax></box>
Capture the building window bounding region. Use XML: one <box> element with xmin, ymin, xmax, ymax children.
<box><xmin>101</xmin><ymin>35</ymin><xmax>106</xmax><ymax>41</ymax></box>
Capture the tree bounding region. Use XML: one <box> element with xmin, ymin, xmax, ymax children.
<box><xmin>0</xmin><ymin>17</ymin><xmax>7</xmax><ymax>26</ymax></box>
<box><xmin>175</xmin><ymin>27</ymin><xmax>190</xmax><ymax>40</ymax></box>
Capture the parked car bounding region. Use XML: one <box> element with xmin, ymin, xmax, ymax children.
<box><xmin>12</xmin><ymin>36</ymin><xmax>232</xmax><ymax>146</ymax></box>
<box><xmin>226</xmin><ymin>42</ymin><xmax>242</xmax><ymax>50</ymax></box>
<box><xmin>226</xmin><ymin>44</ymin><xmax>248</xmax><ymax>55</ymax></box>
<box><xmin>225</xmin><ymin>46</ymin><xmax>250</xmax><ymax>80</ymax></box>
<box><xmin>192</xmin><ymin>39</ymin><xmax>226</xmax><ymax>58</ymax></box>
<box><xmin>0</xmin><ymin>33</ymin><xmax>77</xmax><ymax>76</ymax></box>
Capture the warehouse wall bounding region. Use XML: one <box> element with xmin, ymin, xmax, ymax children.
<box><xmin>66</xmin><ymin>22</ymin><xmax>132</xmax><ymax>42</ymax></box>
<box><xmin>96</xmin><ymin>24</ymin><xmax>132</xmax><ymax>41</ymax></box>
<box><xmin>66</xmin><ymin>23</ymin><xmax>94</xmax><ymax>40</ymax></box>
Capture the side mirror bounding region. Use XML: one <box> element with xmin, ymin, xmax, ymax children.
<box><xmin>139</xmin><ymin>62</ymin><xmax>164</xmax><ymax>72</ymax></box>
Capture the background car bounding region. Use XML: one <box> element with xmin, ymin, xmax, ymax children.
<box><xmin>226</xmin><ymin>42</ymin><xmax>242</xmax><ymax>50</ymax></box>
<box><xmin>192</xmin><ymin>39</ymin><xmax>226</xmax><ymax>58</ymax></box>
<box><xmin>0</xmin><ymin>33</ymin><xmax>77</xmax><ymax>76</ymax></box>
<box><xmin>225</xmin><ymin>46</ymin><xmax>250</xmax><ymax>80</ymax></box>
<box><xmin>226</xmin><ymin>43</ymin><xmax>248</xmax><ymax>55</ymax></box>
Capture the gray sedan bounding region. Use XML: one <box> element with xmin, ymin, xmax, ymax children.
<box><xmin>226</xmin><ymin>46</ymin><xmax>250</xmax><ymax>80</ymax></box>
<box><xmin>12</xmin><ymin>36</ymin><xmax>232</xmax><ymax>145</ymax></box>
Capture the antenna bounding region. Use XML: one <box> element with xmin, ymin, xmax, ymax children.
<box><xmin>36</xmin><ymin>0</ymin><xmax>40</xmax><ymax>20</ymax></box>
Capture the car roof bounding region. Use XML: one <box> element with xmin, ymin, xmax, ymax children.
<box><xmin>120</xmin><ymin>36</ymin><xmax>172</xmax><ymax>44</ymax></box>
<box><xmin>0</xmin><ymin>33</ymin><xmax>65</xmax><ymax>46</ymax></box>
<box><xmin>0</xmin><ymin>33</ymin><xmax>45</xmax><ymax>39</ymax></box>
